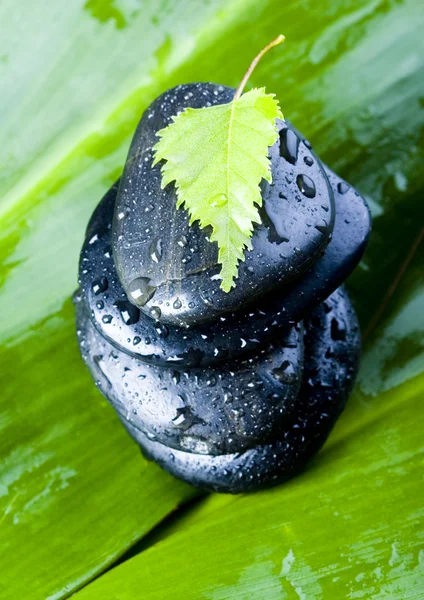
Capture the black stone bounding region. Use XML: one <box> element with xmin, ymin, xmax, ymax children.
<box><xmin>78</xmin><ymin>165</ymin><xmax>369</xmax><ymax>368</ymax></box>
<box><xmin>122</xmin><ymin>286</ymin><xmax>360</xmax><ymax>493</ymax></box>
<box><xmin>112</xmin><ymin>83</ymin><xmax>335</xmax><ymax>327</ymax></box>
<box><xmin>75</xmin><ymin>77</ymin><xmax>370</xmax><ymax>496</ymax></box>
<box><xmin>75</xmin><ymin>81</ymin><xmax>370</xmax><ymax>495</ymax></box>
<box><xmin>76</xmin><ymin>300</ymin><xmax>305</xmax><ymax>456</ymax></box>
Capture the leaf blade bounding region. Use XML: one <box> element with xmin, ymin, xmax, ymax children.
<box><xmin>153</xmin><ymin>87</ymin><xmax>282</xmax><ymax>291</ymax></box>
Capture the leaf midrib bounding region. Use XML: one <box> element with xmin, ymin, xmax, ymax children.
<box><xmin>225</xmin><ymin>98</ymin><xmax>237</xmax><ymax>260</ymax></box>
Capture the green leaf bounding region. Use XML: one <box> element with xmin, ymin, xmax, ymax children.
<box><xmin>153</xmin><ymin>88</ymin><xmax>282</xmax><ymax>292</ymax></box>
<box><xmin>1</xmin><ymin>0</ymin><xmax>423</xmax><ymax>598</ymax></box>
<box><xmin>0</xmin><ymin>301</ymin><xmax>197</xmax><ymax>599</ymax></box>
<box><xmin>70</xmin><ymin>368</ymin><xmax>424</xmax><ymax>600</ymax></box>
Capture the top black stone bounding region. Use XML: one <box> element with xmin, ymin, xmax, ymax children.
<box><xmin>112</xmin><ymin>83</ymin><xmax>335</xmax><ymax>327</ymax></box>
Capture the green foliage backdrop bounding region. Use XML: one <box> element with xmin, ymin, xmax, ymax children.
<box><xmin>0</xmin><ymin>0</ymin><xmax>423</xmax><ymax>598</ymax></box>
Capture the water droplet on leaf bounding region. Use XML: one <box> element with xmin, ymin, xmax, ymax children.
<box><xmin>114</xmin><ymin>300</ymin><xmax>140</xmax><ymax>325</ymax></box>
<box><xmin>150</xmin><ymin>306</ymin><xmax>161</xmax><ymax>320</ymax></box>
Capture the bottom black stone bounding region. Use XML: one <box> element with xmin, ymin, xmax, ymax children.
<box><xmin>76</xmin><ymin>296</ymin><xmax>305</xmax><ymax>457</ymax></box>
<box><xmin>120</xmin><ymin>286</ymin><xmax>360</xmax><ymax>493</ymax></box>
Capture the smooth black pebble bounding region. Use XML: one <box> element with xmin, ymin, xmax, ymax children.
<box><xmin>76</xmin><ymin>299</ymin><xmax>305</xmax><ymax>456</ymax></box>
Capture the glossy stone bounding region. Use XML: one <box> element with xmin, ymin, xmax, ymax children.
<box><xmin>76</xmin><ymin>299</ymin><xmax>305</xmax><ymax>455</ymax></box>
<box><xmin>123</xmin><ymin>286</ymin><xmax>360</xmax><ymax>493</ymax></box>
<box><xmin>112</xmin><ymin>83</ymin><xmax>335</xmax><ymax>327</ymax></box>
<box><xmin>75</xmin><ymin>79</ymin><xmax>369</xmax><ymax>494</ymax></box>
<box><xmin>79</xmin><ymin>165</ymin><xmax>369</xmax><ymax>367</ymax></box>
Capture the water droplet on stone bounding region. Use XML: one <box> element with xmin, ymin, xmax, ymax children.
<box><xmin>337</xmin><ymin>181</ymin><xmax>350</xmax><ymax>195</ymax></box>
<box><xmin>296</xmin><ymin>174</ymin><xmax>316</xmax><ymax>198</ymax></box>
<box><xmin>114</xmin><ymin>300</ymin><xmax>140</xmax><ymax>325</ymax></box>
<box><xmin>96</xmin><ymin>300</ymin><xmax>104</xmax><ymax>310</ymax></box>
<box><xmin>155</xmin><ymin>322</ymin><xmax>169</xmax><ymax>338</ymax></box>
<box><xmin>279</xmin><ymin>128</ymin><xmax>300</xmax><ymax>164</ymax></box>
<box><xmin>117</xmin><ymin>207</ymin><xmax>129</xmax><ymax>221</ymax></box>
<box><xmin>224</xmin><ymin>391</ymin><xmax>233</xmax><ymax>403</ymax></box>
<box><xmin>206</xmin><ymin>375</ymin><xmax>217</xmax><ymax>387</ymax></box>
<box><xmin>173</xmin><ymin>298</ymin><xmax>182</xmax><ymax>310</ymax></box>
<box><xmin>272</xmin><ymin>360</ymin><xmax>296</xmax><ymax>383</ymax></box>
<box><xmin>315</xmin><ymin>220</ymin><xmax>330</xmax><ymax>235</ymax></box>
<box><xmin>102</xmin><ymin>314</ymin><xmax>113</xmax><ymax>324</ymax></box>
<box><xmin>150</xmin><ymin>306</ymin><xmax>161</xmax><ymax>320</ymax></box>
<box><xmin>127</xmin><ymin>277</ymin><xmax>156</xmax><ymax>306</ymax></box>
<box><xmin>331</xmin><ymin>317</ymin><xmax>347</xmax><ymax>341</ymax></box>
<box><xmin>304</xmin><ymin>156</ymin><xmax>314</xmax><ymax>166</ymax></box>
<box><xmin>171</xmin><ymin>406</ymin><xmax>196</xmax><ymax>430</ymax></box>
<box><xmin>133</xmin><ymin>336</ymin><xmax>141</xmax><ymax>345</ymax></box>
<box><xmin>264</xmin><ymin>204</ymin><xmax>290</xmax><ymax>244</ymax></box>
<box><xmin>177</xmin><ymin>235</ymin><xmax>188</xmax><ymax>248</ymax></box>
<box><xmin>149</xmin><ymin>238</ymin><xmax>163</xmax><ymax>263</ymax></box>
<box><xmin>92</xmin><ymin>277</ymin><xmax>108</xmax><ymax>295</ymax></box>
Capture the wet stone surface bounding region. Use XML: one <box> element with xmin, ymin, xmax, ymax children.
<box><xmin>252</xmin><ymin>164</ymin><xmax>371</xmax><ymax>326</ymax></box>
<box><xmin>112</xmin><ymin>82</ymin><xmax>335</xmax><ymax>327</ymax></box>
<box><xmin>75</xmin><ymin>83</ymin><xmax>370</xmax><ymax>492</ymax></box>
<box><xmin>76</xmin><ymin>298</ymin><xmax>305</xmax><ymax>456</ymax></box>
<box><xmin>79</xmin><ymin>165</ymin><xmax>369</xmax><ymax>368</ymax></box>
<box><xmin>122</xmin><ymin>286</ymin><xmax>361</xmax><ymax>493</ymax></box>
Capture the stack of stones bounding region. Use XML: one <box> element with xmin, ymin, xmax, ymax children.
<box><xmin>75</xmin><ymin>84</ymin><xmax>371</xmax><ymax>493</ymax></box>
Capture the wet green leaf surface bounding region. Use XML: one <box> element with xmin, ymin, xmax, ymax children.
<box><xmin>1</xmin><ymin>0</ymin><xmax>423</xmax><ymax>598</ymax></box>
<box><xmin>0</xmin><ymin>299</ymin><xmax>198</xmax><ymax>600</ymax></box>
<box><xmin>74</xmin><ymin>381</ymin><xmax>424</xmax><ymax>599</ymax></box>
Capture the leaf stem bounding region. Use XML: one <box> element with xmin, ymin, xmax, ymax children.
<box><xmin>233</xmin><ymin>34</ymin><xmax>285</xmax><ymax>101</ymax></box>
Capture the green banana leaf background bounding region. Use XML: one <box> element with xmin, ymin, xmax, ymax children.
<box><xmin>1</xmin><ymin>0</ymin><xmax>423</xmax><ymax>598</ymax></box>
